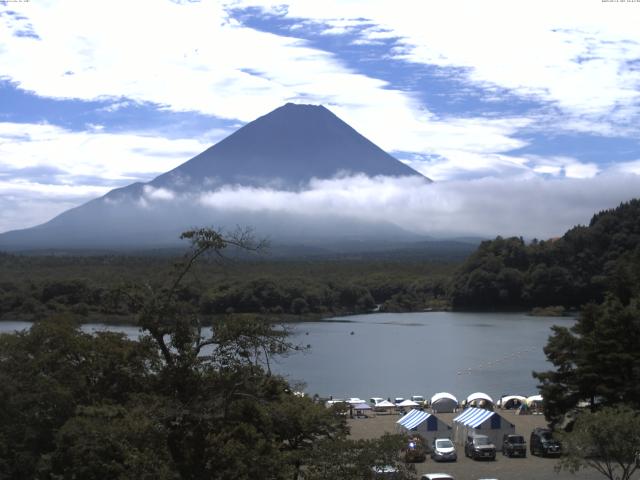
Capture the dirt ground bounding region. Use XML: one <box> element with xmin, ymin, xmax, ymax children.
<box><xmin>348</xmin><ymin>409</ymin><xmax>631</xmax><ymax>480</ymax></box>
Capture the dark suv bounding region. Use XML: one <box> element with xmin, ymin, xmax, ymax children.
<box><xmin>502</xmin><ymin>434</ymin><xmax>527</xmax><ymax>457</ymax></box>
<box><xmin>464</xmin><ymin>434</ymin><xmax>496</xmax><ymax>460</ymax></box>
<box><xmin>530</xmin><ymin>427</ymin><xmax>562</xmax><ymax>457</ymax></box>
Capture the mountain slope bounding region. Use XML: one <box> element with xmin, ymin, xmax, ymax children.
<box><xmin>0</xmin><ymin>103</ymin><xmax>430</xmax><ymax>251</ymax></box>
<box><xmin>152</xmin><ymin>103</ymin><xmax>426</xmax><ymax>190</ymax></box>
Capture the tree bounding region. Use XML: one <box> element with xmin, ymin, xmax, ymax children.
<box><xmin>557</xmin><ymin>406</ymin><xmax>640</xmax><ymax>480</ymax></box>
<box><xmin>302</xmin><ymin>433</ymin><xmax>415</xmax><ymax>480</ymax></box>
<box><xmin>534</xmin><ymin>295</ymin><xmax>640</xmax><ymax>426</ymax></box>
<box><xmin>0</xmin><ymin>228</ymin><xmax>413</xmax><ymax>479</ymax></box>
<box><xmin>0</xmin><ymin>317</ymin><xmax>160</xmax><ymax>479</ymax></box>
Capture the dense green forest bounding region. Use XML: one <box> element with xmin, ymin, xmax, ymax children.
<box><xmin>0</xmin><ymin>253</ymin><xmax>455</xmax><ymax>323</ymax></box>
<box><xmin>3</xmin><ymin>199</ymin><xmax>640</xmax><ymax>322</ymax></box>
<box><xmin>450</xmin><ymin>199</ymin><xmax>640</xmax><ymax>311</ymax></box>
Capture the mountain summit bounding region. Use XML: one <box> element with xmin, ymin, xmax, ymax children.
<box><xmin>152</xmin><ymin>103</ymin><xmax>427</xmax><ymax>190</ymax></box>
<box><xmin>0</xmin><ymin>103</ymin><xmax>430</xmax><ymax>250</ymax></box>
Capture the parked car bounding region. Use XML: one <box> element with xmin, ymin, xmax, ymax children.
<box><xmin>431</xmin><ymin>438</ymin><xmax>457</xmax><ymax>462</ymax></box>
<box><xmin>530</xmin><ymin>427</ymin><xmax>562</xmax><ymax>457</ymax></box>
<box><xmin>502</xmin><ymin>434</ymin><xmax>527</xmax><ymax>457</ymax></box>
<box><xmin>370</xmin><ymin>397</ymin><xmax>385</xmax><ymax>406</ymax></box>
<box><xmin>465</xmin><ymin>434</ymin><xmax>496</xmax><ymax>460</ymax></box>
<box><xmin>421</xmin><ymin>474</ymin><xmax>455</xmax><ymax>480</ymax></box>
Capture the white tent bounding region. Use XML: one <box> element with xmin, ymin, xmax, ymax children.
<box><xmin>373</xmin><ymin>400</ymin><xmax>396</xmax><ymax>413</ymax></box>
<box><xmin>452</xmin><ymin>407</ymin><xmax>515</xmax><ymax>451</ymax></box>
<box><xmin>466</xmin><ymin>392</ymin><xmax>494</xmax><ymax>409</ymax></box>
<box><xmin>497</xmin><ymin>395</ymin><xmax>526</xmax><ymax>409</ymax></box>
<box><xmin>526</xmin><ymin>394</ymin><xmax>543</xmax><ymax>406</ymax></box>
<box><xmin>396</xmin><ymin>409</ymin><xmax>453</xmax><ymax>448</ymax></box>
<box><xmin>397</xmin><ymin>399</ymin><xmax>420</xmax><ymax>408</ymax></box>
<box><xmin>431</xmin><ymin>392</ymin><xmax>458</xmax><ymax>413</ymax></box>
<box><xmin>526</xmin><ymin>394</ymin><xmax>543</xmax><ymax>413</ymax></box>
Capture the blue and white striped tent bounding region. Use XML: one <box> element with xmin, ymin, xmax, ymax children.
<box><xmin>452</xmin><ymin>407</ymin><xmax>515</xmax><ymax>451</ymax></box>
<box><xmin>396</xmin><ymin>409</ymin><xmax>452</xmax><ymax>447</ymax></box>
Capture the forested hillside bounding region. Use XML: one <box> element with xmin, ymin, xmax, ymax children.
<box><xmin>450</xmin><ymin>199</ymin><xmax>640</xmax><ymax>310</ymax></box>
<box><xmin>0</xmin><ymin>254</ymin><xmax>454</xmax><ymax>322</ymax></box>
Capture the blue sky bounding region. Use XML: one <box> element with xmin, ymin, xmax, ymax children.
<box><xmin>1</xmin><ymin>0</ymin><xmax>640</xmax><ymax>237</ymax></box>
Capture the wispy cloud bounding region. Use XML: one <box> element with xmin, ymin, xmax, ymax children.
<box><xmin>237</xmin><ymin>0</ymin><xmax>640</xmax><ymax>136</ymax></box>
<box><xmin>0</xmin><ymin>122</ymin><xmax>211</xmax><ymax>184</ymax></box>
<box><xmin>140</xmin><ymin>173</ymin><xmax>640</xmax><ymax>240</ymax></box>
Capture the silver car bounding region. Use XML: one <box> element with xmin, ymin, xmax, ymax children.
<box><xmin>431</xmin><ymin>438</ymin><xmax>457</xmax><ymax>462</ymax></box>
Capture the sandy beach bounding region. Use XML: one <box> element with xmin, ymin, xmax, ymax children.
<box><xmin>347</xmin><ymin>408</ymin><xmax>624</xmax><ymax>480</ymax></box>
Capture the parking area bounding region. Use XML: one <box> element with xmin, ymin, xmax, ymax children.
<box><xmin>348</xmin><ymin>409</ymin><xmax>615</xmax><ymax>480</ymax></box>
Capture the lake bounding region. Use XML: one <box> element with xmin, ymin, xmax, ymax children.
<box><xmin>0</xmin><ymin>312</ymin><xmax>572</xmax><ymax>403</ymax></box>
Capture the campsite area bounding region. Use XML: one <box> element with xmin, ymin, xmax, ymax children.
<box><xmin>348</xmin><ymin>409</ymin><xmax>611</xmax><ymax>480</ymax></box>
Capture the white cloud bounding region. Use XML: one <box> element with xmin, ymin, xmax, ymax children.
<box><xmin>182</xmin><ymin>173</ymin><xmax>640</xmax><ymax>239</ymax></box>
<box><xmin>0</xmin><ymin>180</ymin><xmax>110</xmax><ymax>233</ymax></box>
<box><xmin>0</xmin><ymin>0</ymin><xmax>563</xmax><ymax>184</ymax></box>
<box><xmin>1</xmin><ymin>0</ymin><xmax>638</xmax><ymax>236</ymax></box>
<box><xmin>143</xmin><ymin>185</ymin><xmax>175</xmax><ymax>201</ymax></box>
<box><xmin>0</xmin><ymin>122</ymin><xmax>211</xmax><ymax>183</ymax></box>
<box><xmin>524</xmin><ymin>155</ymin><xmax>600</xmax><ymax>179</ymax></box>
<box><xmin>609</xmin><ymin>159</ymin><xmax>640</xmax><ymax>175</ymax></box>
<box><xmin>237</xmin><ymin>0</ymin><xmax>640</xmax><ymax>135</ymax></box>
<box><xmin>0</xmin><ymin>121</ymin><xmax>213</xmax><ymax>232</ymax></box>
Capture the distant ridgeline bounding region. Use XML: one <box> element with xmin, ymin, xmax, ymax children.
<box><xmin>450</xmin><ymin>199</ymin><xmax>640</xmax><ymax>311</ymax></box>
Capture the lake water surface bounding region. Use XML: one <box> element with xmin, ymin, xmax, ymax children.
<box><xmin>0</xmin><ymin>312</ymin><xmax>572</xmax><ymax>402</ymax></box>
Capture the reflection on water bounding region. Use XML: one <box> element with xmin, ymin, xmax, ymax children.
<box><xmin>0</xmin><ymin>312</ymin><xmax>572</xmax><ymax>403</ymax></box>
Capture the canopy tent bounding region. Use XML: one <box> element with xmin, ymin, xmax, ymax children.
<box><xmin>465</xmin><ymin>392</ymin><xmax>494</xmax><ymax>409</ymax></box>
<box><xmin>497</xmin><ymin>395</ymin><xmax>526</xmax><ymax>409</ymax></box>
<box><xmin>525</xmin><ymin>394</ymin><xmax>543</xmax><ymax>413</ymax></box>
<box><xmin>397</xmin><ymin>399</ymin><xmax>420</xmax><ymax>408</ymax></box>
<box><xmin>526</xmin><ymin>394</ymin><xmax>543</xmax><ymax>406</ymax></box>
<box><xmin>373</xmin><ymin>400</ymin><xmax>396</xmax><ymax>413</ymax></box>
<box><xmin>396</xmin><ymin>409</ymin><xmax>452</xmax><ymax>448</ymax></box>
<box><xmin>352</xmin><ymin>402</ymin><xmax>372</xmax><ymax>418</ymax></box>
<box><xmin>431</xmin><ymin>392</ymin><xmax>458</xmax><ymax>413</ymax></box>
<box><xmin>452</xmin><ymin>407</ymin><xmax>515</xmax><ymax>451</ymax></box>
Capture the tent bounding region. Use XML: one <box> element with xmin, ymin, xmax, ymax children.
<box><xmin>396</xmin><ymin>409</ymin><xmax>452</xmax><ymax>448</ymax></box>
<box><xmin>452</xmin><ymin>407</ymin><xmax>515</xmax><ymax>451</ymax></box>
<box><xmin>397</xmin><ymin>399</ymin><xmax>420</xmax><ymax>408</ymax></box>
<box><xmin>373</xmin><ymin>400</ymin><xmax>396</xmax><ymax>413</ymax></box>
<box><xmin>526</xmin><ymin>394</ymin><xmax>543</xmax><ymax>406</ymax></box>
<box><xmin>497</xmin><ymin>395</ymin><xmax>526</xmax><ymax>409</ymax></box>
<box><xmin>526</xmin><ymin>394</ymin><xmax>543</xmax><ymax>413</ymax></box>
<box><xmin>353</xmin><ymin>402</ymin><xmax>372</xmax><ymax>418</ymax></box>
<box><xmin>431</xmin><ymin>392</ymin><xmax>458</xmax><ymax>413</ymax></box>
<box><xmin>466</xmin><ymin>392</ymin><xmax>494</xmax><ymax>409</ymax></box>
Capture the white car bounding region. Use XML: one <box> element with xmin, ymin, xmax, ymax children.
<box><xmin>431</xmin><ymin>438</ymin><xmax>457</xmax><ymax>462</ymax></box>
<box><xmin>421</xmin><ymin>474</ymin><xmax>455</xmax><ymax>480</ymax></box>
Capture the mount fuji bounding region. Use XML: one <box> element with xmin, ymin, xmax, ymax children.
<box><xmin>0</xmin><ymin>103</ymin><xmax>431</xmax><ymax>251</ymax></box>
